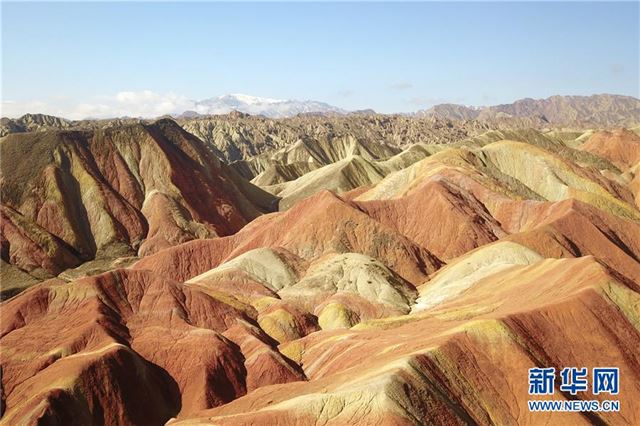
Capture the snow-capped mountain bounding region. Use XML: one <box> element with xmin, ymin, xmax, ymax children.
<box><xmin>191</xmin><ymin>94</ymin><xmax>347</xmax><ymax>118</ymax></box>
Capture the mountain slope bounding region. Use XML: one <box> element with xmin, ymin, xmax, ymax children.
<box><xmin>171</xmin><ymin>255</ymin><xmax>639</xmax><ymax>425</ymax></box>
<box><xmin>0</xmin><ymin>119</ymin><xmax>276</xmax><ymax>297</ymax></box>
<box><xmin>420</xmin><ymin>94</ymin><xmax>640</xmax><ymax>127</ymax></box>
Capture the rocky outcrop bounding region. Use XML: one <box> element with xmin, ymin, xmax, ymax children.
<box><xmin>0</xmin><ymin>119</ymin><xmax>276</xmax><ymax>297</ymax></box>
<box><xmin>178</xmin><ymin>113</ymin><xmax>494</xmax><ymax>164</ymax></box>
<box><xmin>0</xmin><ymin>114</ymin><xmax>72</xmax><ymax>137</ymax></box>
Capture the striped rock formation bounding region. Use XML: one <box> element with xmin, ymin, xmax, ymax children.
<box><xmin>1</xmin><ymin>124</ymin><xmax>639</xmax><ymax>425</ymax></box>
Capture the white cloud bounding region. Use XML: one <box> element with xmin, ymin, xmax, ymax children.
<box><xmin>1</xmin><ymin>90</ymin><xmax>196</xmax><ymax>120</ymax></box>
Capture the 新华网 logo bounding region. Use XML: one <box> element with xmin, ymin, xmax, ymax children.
<box><xmin>527</xmin><ymin>367</ymin><xmax>620</xmax><ymax>413</ymax></box>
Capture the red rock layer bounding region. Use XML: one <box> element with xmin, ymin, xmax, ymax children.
<box><xmin>579</xmin><ymin>128</ymin><xmax>640</xmax><ymax>170</ymax></box>
<box><xmin>0</xmin><ymin>268</ymin><xmax>304</xmax><ymax>423</ymax></box>
<box><xmin>1</xmin><ymin>119</ymin><xmax>275</xmax><ymax>284</ymax></box>
<box><xmin>171</xmin><ymin>257</ymin><xmax>640</xmax><ymax>425</ymax></box>
<box><xmin>356</xmin><ymin>179</ymin><xmax>507</xmax><ymax>260</ymax></box>
<box><xmin>134</xmin><ymin>190</ymin><xmax>442</xmax><ymax>286</ymax></box>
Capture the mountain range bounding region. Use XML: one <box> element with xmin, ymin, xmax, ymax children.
<box><xmin>2</xmin><ymin>94</ymin><xmax>639</xmax><ymax>128</ymax></box>
<box><xmin>187</xmin><ymin>94</ymin><xmax>347</xmax><ymax>118</ymax></box>
<box><xmin>418</xmin><ymin>94</ymin><xmax>640</xmax><ymax>127</ymax></box>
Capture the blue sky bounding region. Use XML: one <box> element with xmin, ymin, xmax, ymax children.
<box><xmin>2</xmin><ymin>1</ymin><xmax>638</xmax><ymax>118</ymax></box>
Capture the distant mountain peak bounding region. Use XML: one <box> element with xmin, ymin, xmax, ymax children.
<box><xmin>218</xmin><ymin>94</ymin><xmax>284</xmax><ymax>105</ymax></box>
<box><xmin>192</xmin><ymin>94</ymin><xmax>346</xmax><ymax>118</ymax></box>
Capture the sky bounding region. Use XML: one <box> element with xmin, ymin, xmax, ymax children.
<box><xmin>1</xmin><ymin>1</ymin><xmax>639</xmax><ymax>119</ymax></box>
